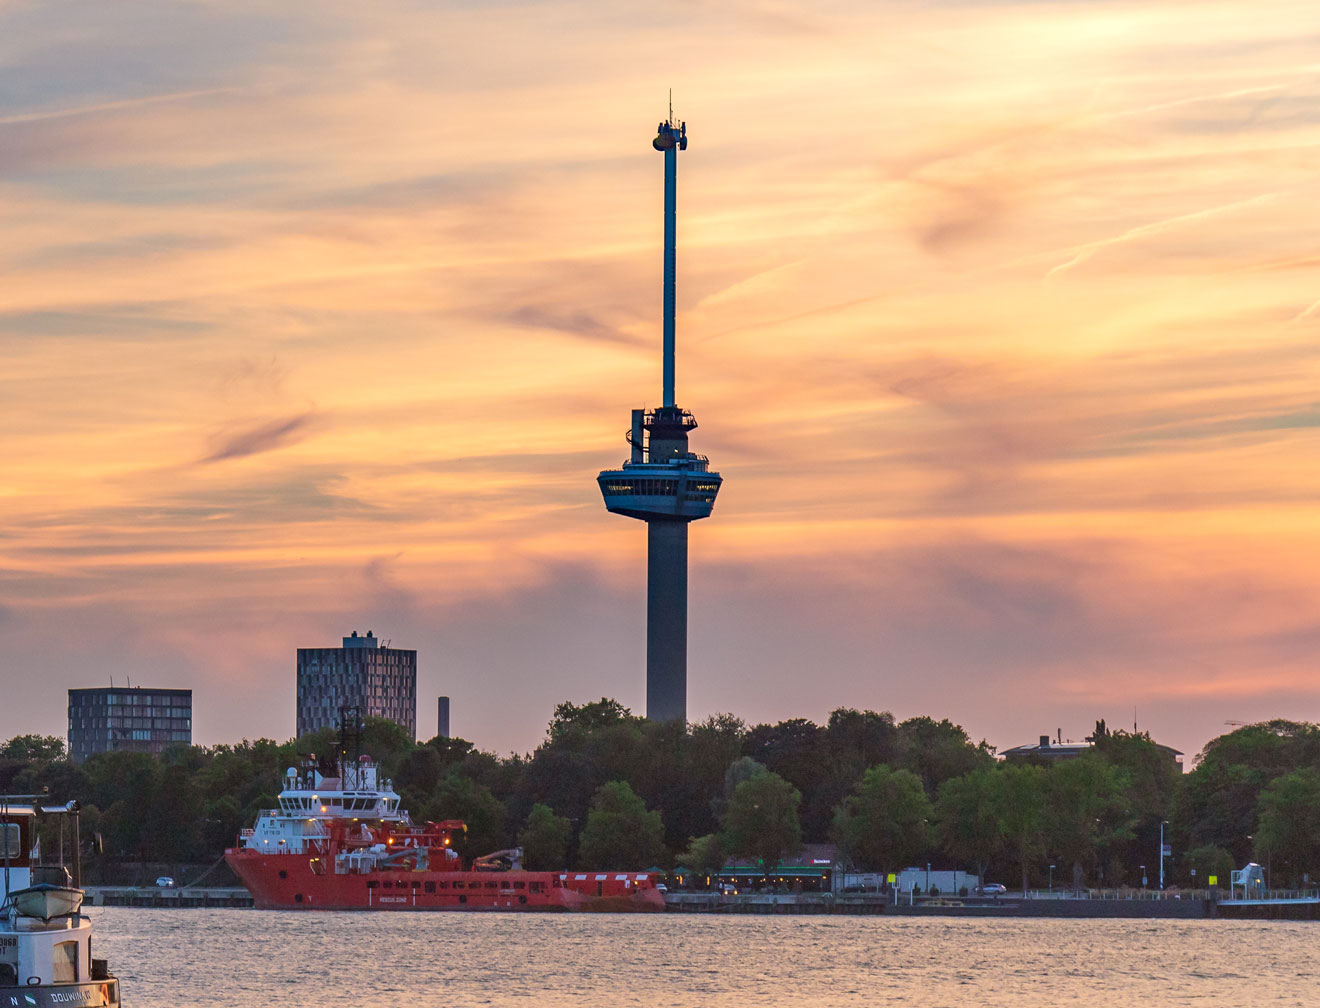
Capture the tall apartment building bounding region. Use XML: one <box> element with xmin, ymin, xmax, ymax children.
<box><xmin>296</xmin><ymin>630</ymin><xmax>417</xmax><ymax>738</ymax></box>
<box><xmin>67</xmin><ymin>686</ymin><xmax>193</xmax><ymax>763</ymax></box>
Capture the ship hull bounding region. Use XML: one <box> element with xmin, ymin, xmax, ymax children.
<box><xmin>226</xmin><ymin>851</ymin><xmax>664</xmax><ymax>912</ymax></box>
<box><xmin>0</xmin><ymin>979</ymin><xmax>120</xmax><ymax>1008</ymax></box>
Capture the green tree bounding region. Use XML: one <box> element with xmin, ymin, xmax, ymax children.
<box><xmin>994</xmin><ymin>763</ymin><xmax>1048</xmax><ymax>894</ymax></box>
<box><xmin>518</xmin><ymin>803</ymin><xmax>571</xmax><ymax>871</ymax></box>
<box><xmin>1183</xmin><ymin>844</ymin><xmax>1234</xmax><ymax>888</ymax></box>
<box><xmin>1172</xmin><ymin>720</ymin><xmax>1320</xmax><ymax>867</ymax></box>
<box><xmin>721</xmin><ymin>770</ymin><xmax>802</xmax><ymax>873</ymax></box>
<box><xmin>934</xmin><ymin>768</ymin><xmax>1002</xmax><ymax>884</ymax></box>
<box><xmin>422</xmin><ymin>776</ymin><xmax>506</xmax><ymax>860</ymax></box>
<box><xmin>155</xmin><ymin>762</ymin><xmax>203</xmax><ymax>864</ymax></box>
<box><xmin>678</xmin><ymin>833</ymin><xmax>725</xmax><ymax>879</ymax></box>
<box><xmin>1044</xmin><ymin>756</ymin><xmax>1134</xmax><ymax>889</ymax></box>
<box><xmin>577</xmin><ymin>781</ymin><xmax>666</xmax><ymax>870</ymax></box>
<box><xmin>833</xmin><ymin>765</ymin><xmax>931</xmax><ymax>871</ymax></box>
<box><xmin>1254</xmin><ymin>767</ymin><xmax>1320</xmax><ymax>887</ymax></box>
<box><xmin>742</xmin><ymin>718</ymin><xmax>828</xmax><ymax>837</ymax></box>
<box><xmin>895</xmin><ymin>717</ymin><xmax>995</xmax><ymax>796</ymax></box>
<box><xmin>547</xmin><ymin>698</ymin><xmax>638</xmax><ymax>744</ymax></box>
<box><xmin>1</xmin><ymin>735</ymin><xmax>68</xmax><ymax>761</ymax></box>
<box><xmin>516</xmin><ymin>701</ymin><xmax>649</xmax><ymax>835</ymax></box>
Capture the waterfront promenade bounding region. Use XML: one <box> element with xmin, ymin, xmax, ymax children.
<box><xmin>666</xmin><ymin>889</ymin><xmax>1320</xmax><ymax>919</ymax></box>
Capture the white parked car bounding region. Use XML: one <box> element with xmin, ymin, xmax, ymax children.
<box><xmin>155</xmin><ymin>876</ymin><xmax>176</xmax><ymax>888</ymax></box>
<box><xmin>981</xmin><ymin>883</ymin><xmax>1007</xmax><ymax>894</ymax></box>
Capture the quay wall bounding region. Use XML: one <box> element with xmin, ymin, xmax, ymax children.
<box><xmin>85</xmin><ymin>886</ymin><xmax>253</xmax><ymax>908</ymax></box>
<box><xmin>665</xmin><ymin>893</ymin><xmax>1212</xmax><ymax>918</ymax></box>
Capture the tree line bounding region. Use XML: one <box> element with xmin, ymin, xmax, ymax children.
<box><xmin>2</xmin><ymin>707</ymin><xmax>1316</xmax><ymax>889</ymax></box>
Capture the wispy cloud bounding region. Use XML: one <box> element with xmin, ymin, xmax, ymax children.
<box><xmin>0</xmin><ymin>88</ymin><xmax>240</xmax><ymax>127</ymax></box>
<box><xmin>1045</xmin><ymin>193</ymin><xmax>1280</xmax><ymax>277</ymax></box>
<box><xmin>200</xmin><ymin>413</ymin><xmax>317</xmax><ymax>464</ymax></box>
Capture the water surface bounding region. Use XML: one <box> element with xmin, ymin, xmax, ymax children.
<box><xmin>90</xmin><ymin>907</ymin><xmax>1320</xmax><ymax>1007</ymax></box>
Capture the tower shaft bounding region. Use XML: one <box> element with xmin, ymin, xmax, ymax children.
<box><xmin>662</xmin><ymin>141</ymin><xmax>677</xmax><ymax>408</ymax></box>
<box><xmin>646</xmin><ymin>519</ymin><xmax>688</xmax><ymax>723</ymax></box>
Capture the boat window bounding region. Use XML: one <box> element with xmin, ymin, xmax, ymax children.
<box><xmin>53</xmin><ymin>942</ymin><xmax>78</xmax><ymax>984</ymax></box>
<box><xmin>366</xmin><ymin>881</ymin><xmax>378</xmax><ymax>889</ymax></box>
<box><xmin>411</xmin><ymin>882</ymin><xmax>421</xmax><ymax>889</ymax></box>
<box><xmin>484</xmin><ymin>882</ymin><xmax>498</xmax><ymax>890</ymax></box>
<box><xmin>424</xmin><ymin>882</ymin><xmax>435</xmax><ymax>893</ymax></box>
<box><xmin>452</xmin><ymin>881</ymin><xmax>464</xmax><ymax>889</ymax></box>
<box><xmin>513</xmin><ymin>881</ymin><xmax>525</xmax><ymax>889</ymax></box>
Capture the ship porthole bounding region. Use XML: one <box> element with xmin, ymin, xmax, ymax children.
<box><xmin>294</xmin><ymin>893</ymin><xmax>304</xmax><ymax>903</ymax></box>
<box><xmin>279</xmin><ymin>870</ymin><xmax>288</xmax><ymax>879</ymax></box>
<box><xmin>458</xmin><ymin>895</ymin><xmax>466</xmax><ymax>904</ymax></box>
<box><xmin>519</xmin><ymin>896</ymin><xmax>527</xmax><ymax>904</ymax></box>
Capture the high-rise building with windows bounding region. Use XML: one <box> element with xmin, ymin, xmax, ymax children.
<box><xmin>296</xmin><ymin>630</ymin><xmax>417</xmax><ymax>738</ymax></box>
<box><xmin>67</xmin><ymin>686</ymin><xmax>193</xmax><ymax>763</ymax></box>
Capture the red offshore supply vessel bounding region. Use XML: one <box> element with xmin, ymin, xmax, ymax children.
<box><xmin>224</xmin><ymin>748</ymin><xmax>665</xmax><ymax>912</ymax></box>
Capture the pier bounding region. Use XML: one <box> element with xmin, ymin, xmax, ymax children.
<box><xmin>85</xmin><ymin>886</ymin><xmax>253</xmax><ymax>908</ymax></box>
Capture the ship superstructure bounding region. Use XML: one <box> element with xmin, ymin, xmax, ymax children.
<box><xmin>596</xmin><ymin>108</ymin><xmax>723</xmax><ymax>724</ymax></box>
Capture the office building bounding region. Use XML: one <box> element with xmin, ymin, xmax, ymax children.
<box><xmin>296</xmin><ymin>630</ymin><xmax>417</xmax><ymax>738</ymax></box>
<box><xmin>67</xmin><ymin>686</ymin><xmax>193</xmax><ymax>763</ymax></box>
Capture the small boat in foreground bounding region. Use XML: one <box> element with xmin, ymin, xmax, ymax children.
<box><xmin>2</xmin><ymin>796</ymin><xmax>121</xmax><ymax>1008</ymax></box>
<box><xmin>9</xmin><ymin>882</ymin><xmax>85</xmax><ymax>922</ymax></box>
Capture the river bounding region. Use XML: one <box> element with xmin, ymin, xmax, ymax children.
<box><xmin>90</xmin><ymin>907</ymin><xmax>1318</xmax><ymax>1007</ymax></box>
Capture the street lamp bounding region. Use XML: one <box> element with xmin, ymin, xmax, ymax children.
<box><xmin>1049</xmin><ymin>863</ymin><xmax>1055</xmax><ymax>892</ymax></box>
<box><xmin>1140</xmin><ymin>864</ymin><xmax>1147</xmax><ymax>889</ymax></box>
<box><xmin>1159</xmin><ymin>820</ymin><xmax>1169</xmax><ymax>891</ymax></box>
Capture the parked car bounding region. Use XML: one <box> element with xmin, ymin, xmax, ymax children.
<box><xmin>981</xmin><ymin>883</ymin><xmax>1007</xmax><ymax>895</ymax></box>
<box><xmin>155</xmin><ymin>876</ymin><xmax>176</xmax><ymax>888</ymax></box>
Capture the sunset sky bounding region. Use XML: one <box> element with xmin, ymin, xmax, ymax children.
<box><xmin>2</xmin><ymin>0</ymin><xmax>1317</xmax><ymax>764</ymax></box>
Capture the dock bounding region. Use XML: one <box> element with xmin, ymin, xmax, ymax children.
<box><xmin>85</xmin><ymin>886</ymin><xmax>253</xmax><ymax>908</ymax></box>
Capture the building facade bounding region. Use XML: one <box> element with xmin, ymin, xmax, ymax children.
<box><xmin>296</xmin><ymin>630</ymin><xmax>417</xmax><ymax>738</ymax></box>
<box><xmin>67</xmin><ymin>687</ymin><xmax>193</xmax><ymax>763</ymax></box>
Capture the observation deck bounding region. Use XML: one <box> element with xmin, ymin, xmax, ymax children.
<box><xmin>597</xmin><ymin>455</ymin><xmax>722</xmax><ymax>522</ymax></box>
